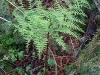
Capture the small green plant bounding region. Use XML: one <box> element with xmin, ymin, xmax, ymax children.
<box><xmin>8</xmin><ymin>0</ymin><xmax>91</xmax><ymax>56</ymax></box>
<box><xmin>48</xmin><ymin>58</ymin><xmax>55</xmax><ymax>66</ymax></box>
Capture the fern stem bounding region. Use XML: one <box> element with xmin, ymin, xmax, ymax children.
<box><xmin>44</xmin><ymin>32</ymin><xmax>49</xmax><ymax>69</ymax></box>
<box><xmin>8</xmin><ymin>3</ymin><xmax>13</xmax><ymax>21</ymax></box>
<box><xmin>48</xmin><ymin>47</ymin><xmax>58</xmax><ymax>75</ymax></box>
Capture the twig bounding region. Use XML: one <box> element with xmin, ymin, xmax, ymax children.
<box><xmin>0</xmin><ymin>67</ymin><xmax>7</xmax><ymax>75</ymax></box>
<box><xmin>70</xmin><ymin>36</ymin><xmax>75</xmax><ymax>50</ymax></box>
<box><xmin>0</xmin><ymin>17</ymin><xmax>10</xmax><ymax>22</ymax></box>
<box><xmin>4</xmin><ymin>60</ymin><xmax>30</xmax><ymax>75</ymax></box>
<box><xmin>8</xmin><ymin>2</ymin><xmax>24</xmax><ymax>15</ymax></box>
<box><xmin>48</xmin><ymin>47</ymin><xmax>58</xmax><ymax>75</ymax></box>
<box><xmin>93</xmin><ymin>0</ymin><xmax>100</xmax><ymax>13</ymax></box>
<box><xmin>6</xmin><ymin>68</ymin><xmax>16</xmax><ymax>75</ymax></box>
<box><xmin>23</xmin><ymin>49</ymin><xmax>34</xmax><ymax>61</ymax></box>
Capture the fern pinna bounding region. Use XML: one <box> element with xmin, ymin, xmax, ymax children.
<box><xmin>9</xmin><ymin>0</ymin><xmax>90</xmax><ymax>56</ymax></box>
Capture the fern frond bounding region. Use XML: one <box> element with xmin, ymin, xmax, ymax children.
<box><xmin>10</xmin><ymin>0</ymin><xmax>91</xmax><ymax>55</ymax></box>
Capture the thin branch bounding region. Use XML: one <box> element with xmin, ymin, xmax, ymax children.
<box><xmin>8</xmin><ymin>2</ymin><xmax>24</xmax><ymax>15</ymax></box>
<box><xmin>0</xmin><ymin>17</ymin><xmax>10</xmax><ymax>22</ymax></box>
<box><xmin>48</xmin><ymin>47</ymin><xmax>58</xmax><ymax>75</ymax></box>
<box><xmin>70</xmin><ymin>36</ymin><xmax>75</xmax><ymax>50</ymax></box>
<box><xmin>0</xmin><ymin>67</ymin><xmax>7</xmax><ymax>75</ymax></box>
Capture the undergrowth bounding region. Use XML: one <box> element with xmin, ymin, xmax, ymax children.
<box><xmin>1</xmin><ymin>0</ymin><xmax>100</xmax><ymax>75</ymax></box>
<box><xmin>67</xmin><ymin>28</ymin><xmax>100</xmax><ymax>75</ymax></box>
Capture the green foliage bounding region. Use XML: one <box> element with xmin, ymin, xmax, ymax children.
<box><xmin>18</xmin><ymin>51</ymin><xmax>24</xmax><ymax>59</ymax></box>
<box><xmin>9</xmin><ymin>0</ymin><xmax>91</xmax><ymax>55</ymax></box>
<box><xmin>0</xmin><ymin>0</ymin><xmax>9</xmax><ymax>16</ymax></box>
<box><xmin>48</xmin><ymin>58</ymin><xmax>55</xmax><ymax>66</ymax></box>
<box><xmin>37</xmin><ymin>72</ymin><xmax>42</xmax><ymax>75</ymax></box>
<box><xmin>6</xmin><ymin>38</ymin><xmax>14</xmax><ymax>45</ymax></box>
<box><xmin>1</xmin><ymin>0</ymin><xmax>100</xmax><ymax>75</ymax></box>
<box><xmin>66</xmin><ymin>28</ymin><xmax>100</xmax><ymax>75</ymax></box>
<box><xmin>75</xmin><ymin>55</ymin><xmax>100</xmax><ymax>75</ymax></box>
<box><xmin>16</xmin><ymin>67</ymin><xmax>25</xmax><ymax>74</ymax></box>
